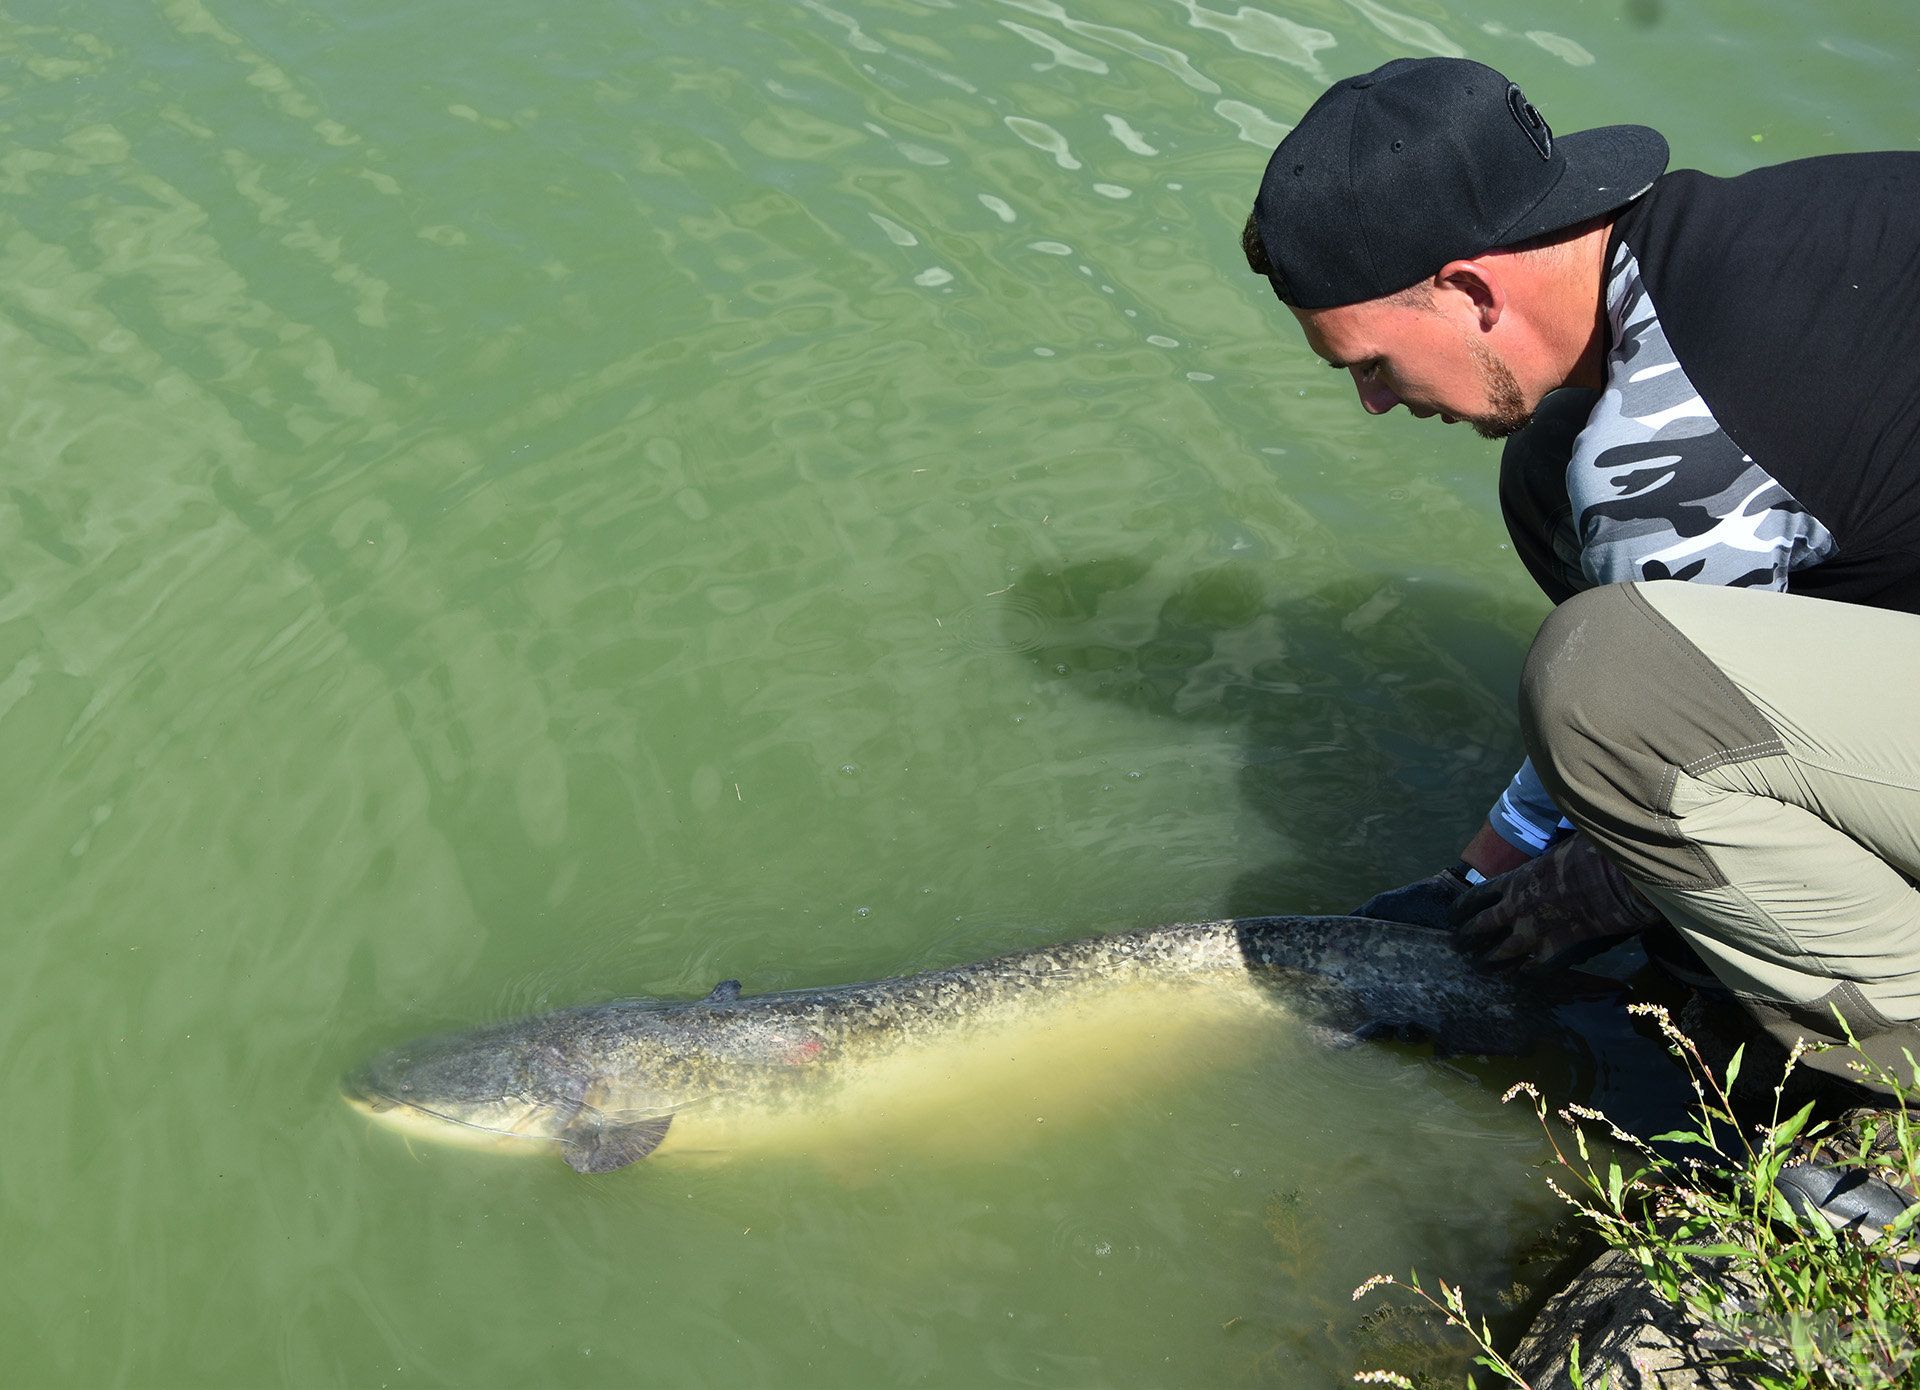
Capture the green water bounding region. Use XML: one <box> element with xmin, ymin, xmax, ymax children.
<box><xmin>2</xmin><ymin>0</ymin><xmax>1915</xmax><ymax>1384</ymax></box>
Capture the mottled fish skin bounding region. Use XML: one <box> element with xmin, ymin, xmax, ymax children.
<box><xmin>343</xmin><ymin>915</ymin><xmax>1545</xmax><ymax>1172</ymax></box>
<box><xmin>1230</xmin><ymin>918</ymin><xmax>1544</xmax><ymax>1056</ymax></box>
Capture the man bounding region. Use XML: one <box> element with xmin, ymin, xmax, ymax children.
<box><xmin>1242</xmin><ymin>56</ymin><xmax>1920</xmax><ymax>1112</ymax></box>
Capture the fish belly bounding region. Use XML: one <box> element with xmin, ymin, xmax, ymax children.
<box><xmin>646</xmin><ymin>970</ymin><xmax>1279</xmax><ymax>1162</ymax></box>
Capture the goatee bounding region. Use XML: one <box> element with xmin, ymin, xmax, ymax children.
<box><xmin>1468</xmin><ymin>340</ymin><xmax>1533</xmax><ymax>440</ymax></box>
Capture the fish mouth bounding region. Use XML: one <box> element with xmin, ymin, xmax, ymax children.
<box><xmin>337</xmin><ymin>1075</ymin><xmax>456</xmax><ymax>1128</ymax></box>
<box><xmin>340</xmin><ymin>1067</ymin><xmax>397</xmax><ymax>1116</ymax></box>
<box><xmin>339</xmin><ymin>1069</ymin><xmax>482</xmax><ymax>1131</ymax></box>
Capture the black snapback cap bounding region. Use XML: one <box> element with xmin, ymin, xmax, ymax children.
<box><xmin>1254</xmin><ymin>58</ymin><xmax>1668</xmax><ymax>309</ymax></box>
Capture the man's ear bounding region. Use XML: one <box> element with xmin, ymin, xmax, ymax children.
<box><xmin>1436</xmin><ymin>259</ymin><xmax>1505</xmax><ymax>330</ymax></box>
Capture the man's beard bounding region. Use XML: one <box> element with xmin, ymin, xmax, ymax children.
<box><xmin>1467</xmin><ymin>339</ymin><xmax>1533</xmax><ymax>440</ymax></box>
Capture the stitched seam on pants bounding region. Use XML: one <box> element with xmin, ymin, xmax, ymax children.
<box><xmin>1685</xmin><ymin>739</ymin><xmax>1788</xmax><ymax>777</ymax></box>
<box><xmin>1661</xmin><ymin>853</ymin><xmax>1817</xmax><ymax>970</ymax></box>
<box><xmin>1622</xmin><ymin>584</ymin><xmax>1786</xmax><ymax>891</ymax></box>
<box><xmin>1662</xmin><ymin>767</ymin><xmax>1920</xmax><ymax>999</ymax></box>
<box><xmin>1628</xmin><ymin>590</ymin><xmax>1920</xmax><ymax>795</ymax></box>
<box><xmin>1785</xmin><ymin>754</ymin><xmax>1920</xmax><ymax>798</ymax></box>
<box><xmin>1691</xmin><ymin>749</ymin><xmax>1920</xmax><ymax>881</ymax></box>
<box><xmin>1654</xmin><ymin>761</ymin><xmax>1727</xmax><ymax>891</ymax></box>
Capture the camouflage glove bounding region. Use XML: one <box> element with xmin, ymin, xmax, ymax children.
<box><xmin>1451</xmin><ymin>832</ymin><xmax>1666</xmax><ymax>972</ymax></box>
<box><xmin>1353</xmin><ymin>863</ymin><xmax>1476</xmax><ymax>932</ymax></box>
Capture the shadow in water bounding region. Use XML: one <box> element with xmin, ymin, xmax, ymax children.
<box><xmin>1006</xmin><ymin>555</ymin><xmax>1549</xmax><ymax>916</ymax></box>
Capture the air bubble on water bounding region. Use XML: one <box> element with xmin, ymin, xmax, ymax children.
<box><xmin>855</xmin><ymin>906</ymin><xmax>872</xmax><ymax>918</ymax></box>
<box><xmin>1093</xmin><ymin>1241</ymin><xmax>1112</xmax><ymax>1258</ymax></box>
<box><xmin>840</xmin><ymin>763</ymin><xmax>858</xmax><ymax>775</ymax></box>
<box><xmin>1054</xmin><ymin>663</ymin><xmax>1070</xmax><ymax>674</ymax></box>
<box><xmin>1033</xmin><ymin>347</ymin><xmax>1056</xmax><ymax>357</ymax></box>
<box><xmin>1126</xmin><ymin>770</ymin><xmax>1142</xmax><ymax>779</ymax></box>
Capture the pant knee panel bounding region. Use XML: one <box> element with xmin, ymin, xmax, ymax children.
<box><xmin>1520</xmin><ymin>583</ymin><xmax>1782</xmax><ymax>889</ymax></box>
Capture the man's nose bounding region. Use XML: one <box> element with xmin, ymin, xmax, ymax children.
<box><xmin>1353</xmin><ymin>372</ymin><xmax>1399</xmax><ymax>415</ymax></box>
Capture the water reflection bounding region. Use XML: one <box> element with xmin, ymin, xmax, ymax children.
<box><xmin>1006</xmin><ymin>556</ymin><xmax>1536</xmax><ymax>914</ymax></box>
<box><xmin>4</xmin><ymin>0</ymin><xmax>1910</xmax><ymax>1381</ymax></box>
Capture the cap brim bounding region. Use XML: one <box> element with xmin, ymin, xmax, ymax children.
<box><xmin>1501</xmin><ymin>124</ymin><xmax>1669</xmax><ymax>243</ymax></box>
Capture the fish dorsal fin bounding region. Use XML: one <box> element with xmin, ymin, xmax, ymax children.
<box><xmin>704</xmin><ymin>979</ymin><xmax>742</xmax><ymax>1003</ymax></box>
<box><xmin>562</xmin><ymin>1114</ymin><xmax>673</xmax><ymax>1173</ymax></box>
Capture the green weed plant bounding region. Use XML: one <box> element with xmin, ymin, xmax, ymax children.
<box><xmin>1354</xmin><ymin>1003</ymin><xmax>1920</xmax><ymax>1389</ymax></box>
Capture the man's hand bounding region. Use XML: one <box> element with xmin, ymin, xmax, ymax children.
<box><xmin>1451</xmin><ymin>832</ymin><xmax>1666</xmax><ymax>972</ymax></box>
<box><xmin>1353</xmin><ymin>864</ymin><xmax>1476</xmax><ymax>931</ymax></box>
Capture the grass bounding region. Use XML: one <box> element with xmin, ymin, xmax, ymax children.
<box><xmin>1353</xmin><ymin>1003</ymin><xmax>1920</xmax><ymax>1389</ymax></box>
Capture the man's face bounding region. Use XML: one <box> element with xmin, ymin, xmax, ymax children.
<box><xmin>1288</xmin><ymin>296</ymin><xmax>1531</xmax><ymax>440</ymax></box>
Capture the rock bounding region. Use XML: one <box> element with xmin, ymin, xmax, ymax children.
<box><xmin>1506</xmin><ymin>1246</ymin><xmax>1765</xmax><ymax>1389</ymax></box>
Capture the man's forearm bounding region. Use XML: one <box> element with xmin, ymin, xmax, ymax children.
<box><xmin>1462</xmin><ymin>819</ymin><xmax>1532</xmax><ymax>878</ymax></box>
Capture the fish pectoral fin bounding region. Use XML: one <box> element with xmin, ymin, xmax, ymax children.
<box><xmin>1299</xmin><ymin>997</ymin><xmax>1434</xmax><ymax>1052</ymax></box>
<box><xmin>704</xmin><ymin>979</ymin><xmax>742</xmax><ymax>1003</ymax></box>
<box><xmin>562</xmin><ymin>1114</ymin><xmax>674</xmax><ymax>1173</ymax></box>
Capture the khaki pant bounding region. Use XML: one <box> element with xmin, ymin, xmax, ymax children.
<box><xmin>1521</xmin><ymin>582</ymin><xmax>1920</xmax><ymax>1094</ymax></box>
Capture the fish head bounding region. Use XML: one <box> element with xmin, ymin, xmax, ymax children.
<box><xmin>342</xmin><ymin>1017</ymin><xmax>589</xmax><ymax>1153</ymax></box>
<box><xmin>343</xmin><ymin>996</ymin><xmax>835</xmax><ymax>1171</ymax></box>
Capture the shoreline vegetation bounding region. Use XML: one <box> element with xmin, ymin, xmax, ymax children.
<box><xmin>1354</xmin><ymin>1005</ymin><xmax>1920</xmax><ymax>1389</ymax></box>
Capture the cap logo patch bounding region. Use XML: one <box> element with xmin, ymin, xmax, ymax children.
<box><xmin>1506</xmin><ymin>84</ymin><xmax>1552</xmax><ymax>160</ymax></box>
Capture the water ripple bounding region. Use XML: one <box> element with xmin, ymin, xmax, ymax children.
<box><xmin>0</xmin><ymin>0</ymin><xmax>1848</xmax><ymax>1382</ymax></box>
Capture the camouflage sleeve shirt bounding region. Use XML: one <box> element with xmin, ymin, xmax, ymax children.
<box><xmin>1569</xmin><ymin>242</ymin><xmax>1835</xmax><ymax>590</ymax></box>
